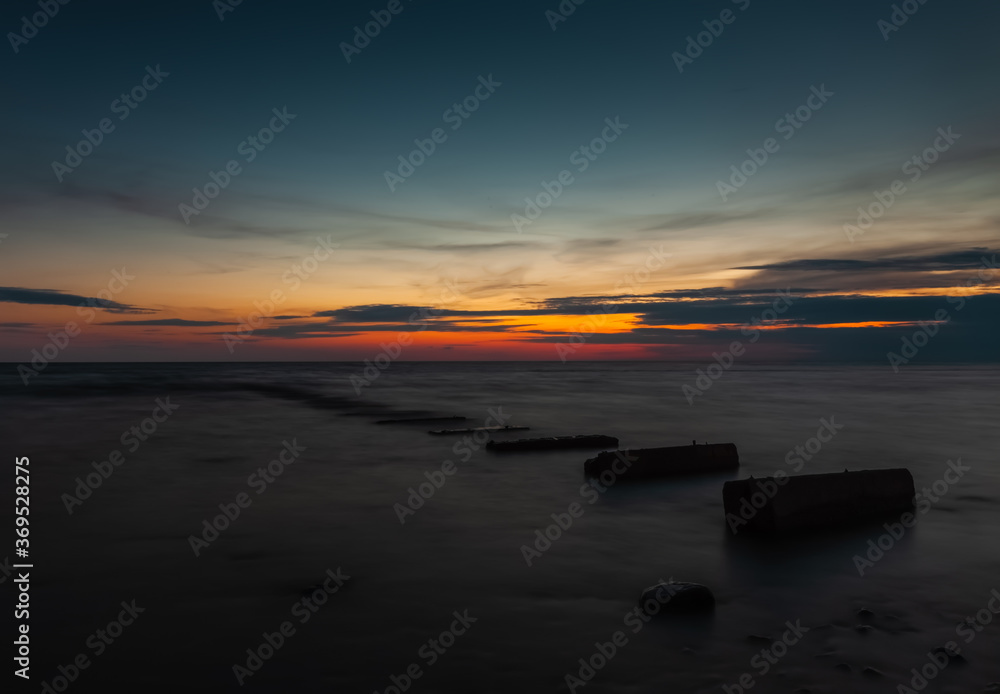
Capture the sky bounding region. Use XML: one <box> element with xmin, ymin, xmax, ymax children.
<box><xmin>1</xmin><ymin>0</ymin><xmax>999</xmax><ymax>363</ymax></box>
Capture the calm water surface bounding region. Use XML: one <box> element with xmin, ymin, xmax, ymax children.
<box><xmin>2</xmin><ymin>362</ymin><xmax>998</xmax><ymax>693</ymax></box>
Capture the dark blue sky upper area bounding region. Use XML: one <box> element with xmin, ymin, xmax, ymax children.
<box><xmin>5</xmin><ymin>0</ymin><xmax>998</xmax><ymax>194</ymax></box>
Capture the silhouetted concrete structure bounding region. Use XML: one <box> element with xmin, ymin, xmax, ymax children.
<box><xmin>584</xmin><ymin>443</ymin><xmax>739</xmax><ymax>480</ymax></box>
<box><xmin>428</xmin><ymin>425</ymin><xmax>529</xmax><ymax>435</ymax></box>
<box><xmin>376</xmin><ymin>416</ymin><xmax>469</xmax><ymax>424</ymax></box>
<box><xmin>723</xmin><ymin>468</ymin><xmax>915</xmax><ymax>533</ymax></box>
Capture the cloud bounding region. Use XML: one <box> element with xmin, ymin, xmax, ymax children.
<box><xmin>315</xmin><ymin>304</ymin><xmax>431</xmax><ymax>322</ymax></box>
<box><xmin>0</xmin><ymin>286</ymin><xmax>152</xmax><ymax>313</ymax></box>
<box><xmin>636</xmin><ymin>294</ymin><xmax>1000</xmax><ymax>327</ymax></box>
<box><xmin>241</xmin><ymin>314</ymin><xmax>534</xmax><ymax>340</ymax></box>
<box><xmin>535</xmin><ymin>287</ymin><xmax>825</xmax><ymax>310</ymax></box>
<box><xmin>313</xmin><ymin>304</ymin><xmax>549</xmax><ymax>322</ymax></box>
<box><xmin>240</xmin><ymin>323</ymin><xmax>361</xmax><ymax>339</ymax></box>
<box><xmin>637</xmin><ymin>207</ymin><xmax>781</xmax><ymax>233</ymax></box>
<box><xmin>735</xmin><ymin>248</ymin><xmax>999</xmax><ymax>273</ymax></box>
<box><xmin>521</xmin><ymin>295</ymin><xmax>1000</xmax><ymax>363</ymax></box>
<box><xmin>101</xmin><ymin>319</ymin><xmax>232</xmax><ymax>327</ymax></box>
<box><xmin>389</xmin><ymin>241</ymin><xmax>541</xmax><ymax>253</ymax></box>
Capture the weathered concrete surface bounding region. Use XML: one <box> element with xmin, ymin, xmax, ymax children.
<box><xmin>428</xmin><ymin>425</ymin><xmax>529</xmax><ymax>436</ymax></box>
<box><xmin>584</xmin><ymin>443</ymin><xmax>739</xmax><ymax>480</ymax></box>
<box><xmin>723</xmin><ymin>468</ymin><xmax>915</xmax><ymax>533</ymax></box>
<box><xmin>376</xmin><ymin>416</ymin><xmax>469</xmax><ymax>425</ymax></box>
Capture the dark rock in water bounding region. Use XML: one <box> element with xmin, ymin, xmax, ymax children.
<box><xmin>376</xmin><ymin>416</ymin><xmax>469</xmax><ymax>425</ymax></box>
<box><xmin>857</xmin><ymin>607</ymin><xmax>875</xmax><ymax>619</ymax></box>
<box><xmin>487</xmin><ymin>434</ymin><xmax>618</xmax><ymax>452</ymax></box>
<box><xmin>722</xmin><ymin>468</ymin><xmax>915</xmax><ymax>533</ymax></box>
<box><xmin>584</xmin><ymin>443</ymin><xmax>739</xmax><ymax>481</ymax></box>
<box><xmin>854</xmin><ymin>624</ymin><xmax>873</xmax><ymax>634</ymax></box>
<box><xmin>835</xmin><ymin>663</ymin><xmax>852</xmax><ymax>672</ymax></box>
<box><xmin>428</xmin><ymin>425</ymin><xmax>529</xmax><ymax>436</ymax></box>
<box><xmin>747</xmin><ymin>634</ymin><xmax>772</xmax><ymax>643</ymax></box>
<box><xmin>863</xmin><ymin>667</ymin><xmax>884</xmax><ymax>678</ymax></box>
<box><xmin>638</xmin><ymin>582</ymin><xmax>715</xmax><ymax>615</ymax></box>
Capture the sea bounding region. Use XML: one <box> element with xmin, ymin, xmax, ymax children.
<box><xmin>2</xmin><ymin>362</ymin><xmax>998</xmax><ymax>693</ymax></box>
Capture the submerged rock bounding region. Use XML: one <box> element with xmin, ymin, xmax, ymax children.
<box><xmin>638</xmin><ymin>581</ymin><xmax>715</xmax><ymax>615</ymax></box>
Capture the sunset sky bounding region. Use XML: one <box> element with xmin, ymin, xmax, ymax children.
<box><xmin>2</xmin><ymin>0</ymin><xmax>999</xmax><ymax>362</ymax></box>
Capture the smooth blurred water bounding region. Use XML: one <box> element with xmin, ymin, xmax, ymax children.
<box><xmin>2</xmin><ymin>362</ymin><xmax>998</xmax><ymax>693</ymax></box>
